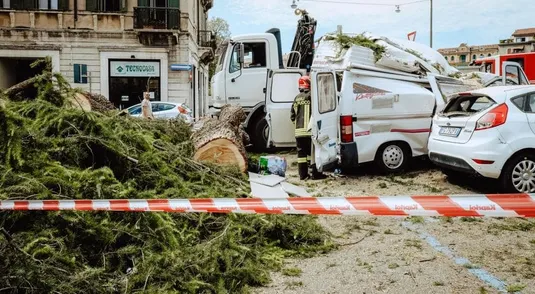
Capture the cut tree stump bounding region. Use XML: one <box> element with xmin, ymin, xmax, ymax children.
<box><xmin>192</xmin><ymin>105</ymin><xmax>248</xmax><ymax>173</ymax></box>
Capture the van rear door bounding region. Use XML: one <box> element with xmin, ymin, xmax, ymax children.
<box><xmin>310</xmin><ymin>70</ymin><xmax>339</xmax><ymax>172</ymax></box>
<box><xmin>265</xmin><ymin>69</ymin><xmax>306</xmax><ymax>148</ymax></box>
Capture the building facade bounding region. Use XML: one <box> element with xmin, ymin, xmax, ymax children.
<box><xmin>0</xmin><ymin>0</ymin><xmax>216</xmax><ymax>118</ymax></box>
<box><xmin>437</xmin><ymin>43</ymin><xmax>499</xmax><ymax>66</ymax></box>
<box><xmin>499</xmin><ymin>28</ymin><xmax>535</xmax><ymax>54</ymax></box>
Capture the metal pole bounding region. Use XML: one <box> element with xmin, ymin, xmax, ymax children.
<box><xmin>430</xmin><ymin>0</ymin><xmax>433</xmax><ymax>48</ymax></box>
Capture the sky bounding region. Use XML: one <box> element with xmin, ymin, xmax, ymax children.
<box><xmin>209</xmin><ymin>0</ymin><xmax>535</xmax><ymax>52</ymax></box>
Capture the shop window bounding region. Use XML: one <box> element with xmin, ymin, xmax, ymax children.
<box><xmin>86</xmin><ymin>0</ymin><xmax>126</xmax><ymax>12</ymax></box>
<box><xmin>6</xmin><ymin>0</ymin><xmax>69</xmax><ymax>10</ymax></box>
<box><xmin>229</xmin><ymin>42</ymin><xmax>267</xmax><ymax>73</ymax></box>
<box><xmin>74</xmin><ymin>64</ymin><xmax>88</xmax><ymax>84</ymax></box>
<box><xmin>109</xmin><ymin>60</ymin><xmax>161</xmax><ymax>109</ymax></box>
<box><xmin>317</xmin><ymin>73</ymin><xmax>336</xmax><ymax>114</ymax></box>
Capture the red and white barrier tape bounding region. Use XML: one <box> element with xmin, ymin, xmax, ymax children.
<box><xmin>1</xmin><ymin>194</ymin><xmax>535</xmax><ymax>217</ymax></box>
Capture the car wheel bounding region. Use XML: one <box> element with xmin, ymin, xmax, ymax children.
<box><xmin>375</xmin><ymin>142</ymin><xmax>410</xmax><ymax>174</ymax></box>
<box><xmin>501</xmin><ymin>153</ymin><xmax>535</xmax><ymax>193</ymax></box>
<box><xmin>250</xmin><ymin>116</ymin><xmax>270</xmax><ymax>152</ymax></box>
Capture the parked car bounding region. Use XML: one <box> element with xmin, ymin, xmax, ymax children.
<box><xmin>428</xmin><ymin>85</ymin><xmax>535</xmax><ymax>193</ymax></box>
<box><xmin>125</xmin><ymin>102</ymin><xmax>194</xmax><ymax>124</ymax></box>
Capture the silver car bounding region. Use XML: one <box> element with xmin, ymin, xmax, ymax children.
<box><xmin>126</xmin><ymin>102</ymin><xmax>194</xmax><ymax>124</ymax></box>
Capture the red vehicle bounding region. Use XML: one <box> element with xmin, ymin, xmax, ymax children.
<box><xmin>473</xmin><ymin>52</ymin><xmax>535</xmax><ymax>84</ymax></box>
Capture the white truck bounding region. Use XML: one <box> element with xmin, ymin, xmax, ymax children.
<box><xmin>262</xmin><ymin>34</ymin><xmax>529</xmax><ymax>173</ymax></box>
<box><xmin>210</xmin><ymin>9</ymin><xmax>317</xmax><ymax>151</ymax></box>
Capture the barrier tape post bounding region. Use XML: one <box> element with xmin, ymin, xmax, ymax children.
<box><xmin>1</xmin><ymin>194</ymin><xmax>535</xmax><ymax>217</ymax></box>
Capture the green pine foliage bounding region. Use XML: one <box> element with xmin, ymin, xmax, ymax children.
<box><xmin>0</xmin><ymin>59</ymin><xmax>333</xmax><ymax>293</ymax></box>
<box><xmin>324</xmin><ymin>33</ymin><xmax>386</xmax><ymax>61</ymax></box>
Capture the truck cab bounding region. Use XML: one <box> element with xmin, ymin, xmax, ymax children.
<box><xmin>210</xmin><ymin>10</ymin><xmax>317</xmax><ymax>151</ymax></box>
<box><xmin>210</xmin><ymin>32</ymin><xmax>285</xmax><ymax>150</ymax></box>
<box><xmin>211</xmin><ymin>33</ymin><xmax>282</xmax><ymax>113</ymax></box>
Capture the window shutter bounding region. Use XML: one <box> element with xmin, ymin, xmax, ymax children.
<box><xmin>86</xmin><ymin>0</ymin><xmax>97</xmax><ymax>11</ymax></box>
<box><xmin>74</xmin><ymin>64</ymin><xmax>81</xmax><ymax>83</ymax></box>
<box><xmin>137</xmin><ymin>0</ymin><xmax>148</xmax><ymax>7</ymax></box>
<box><xmin>58</xmin><ymin>0</ymin><xmax>69</xmax><ymax>10</ymax></box>
<box><xmin>81</xmin><ymin>65</ymin><xmax>88</xmax><ymax>84</ymax></box>
<box><xmin>168</xmin><ymin>0</ymin><xmax>179</xmax><ymax>8</ymax></box>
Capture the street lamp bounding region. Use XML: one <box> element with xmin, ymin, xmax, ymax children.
<box><xmin>396</xmin><ymin>0</ymin><xmax>433</xmax><ymax>48</ymax></box>
<box><xmin>291</xmin><ymin>0</ymin><xmax>298</xmax><ymax>9</ymax></box>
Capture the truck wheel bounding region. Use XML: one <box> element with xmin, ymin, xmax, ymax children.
<box><xmin>375</xmin><ymin>142</ymin><xmax>410</xmax><ymax>174</ymax></box>
<box><xmin>250</xmin><ymin>116</ymin><xmax>270</xmax><ymax>152</ymax></box>
<box><xmin>500</xmin><ymin>153</ymin><xmax>535</xmax><ymax>193</ymax></box>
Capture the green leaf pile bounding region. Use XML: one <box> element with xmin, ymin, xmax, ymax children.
<box><xmin>0</xmin><ymin>59</ymin><xmax>333</xmax><ymax>293</ymax></box>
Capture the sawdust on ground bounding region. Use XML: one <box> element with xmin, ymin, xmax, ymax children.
<box><xmin>254</xmin><ymin>154</ymin><xmax>535</xmax><ymax>294</ymax></box>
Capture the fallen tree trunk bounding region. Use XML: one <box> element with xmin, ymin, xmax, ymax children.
<box><xmin>3</xmin><ymin>73</ymin><xmax>51</xmax><ymax>98</ymax></box>
<box><xmin>192</xmin><ymin>105</ymin><xmax>248</xmax><ymax>173</ymax></box>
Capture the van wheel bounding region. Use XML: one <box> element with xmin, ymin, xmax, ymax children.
<box><xmin>501</xmin><ymin>153</ymin><xmax>535</xmax><ymax>193</ymax></box>
<box><xmin>375</xmin><ymin>142</ymin><xmax>410</xmax><ymax>174</ymax></box>
<box><xmin>250</xmin><ymin>116</ymin><xmax>270</xmax><ymax>152</ymax></box>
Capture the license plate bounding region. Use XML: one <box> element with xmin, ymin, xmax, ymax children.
<box><xmin>439</xmin><ymin>127</ymin><xmax>461</xmax><ymax>137</ymax></box>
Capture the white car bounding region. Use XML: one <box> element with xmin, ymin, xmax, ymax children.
<box><xmin>428</xmin><ymin>85</ymin><xmax>535</xmax><ymax>193</ymax></box>
<box><xmin>126</xmin><ymin>102</ymin><xmax>194</xmax><ymax>124</ymax></box>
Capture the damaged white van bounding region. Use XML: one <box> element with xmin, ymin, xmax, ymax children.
<box><xmin>264</xmin><ymin>33</ymin><xmax>529</xmax><ymax>174</ymax></box>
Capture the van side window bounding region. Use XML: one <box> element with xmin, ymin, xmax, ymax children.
<box><xmin>317</xmin><ymin>73</ymin><xmax>336</xmax><ymax>114</ymax></box>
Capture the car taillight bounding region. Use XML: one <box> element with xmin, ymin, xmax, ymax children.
<box><xmin>475</xmin><ymin>103</ymin><xmax>508</xmax><ymax>131</ymax></box>
<box><xmin>340</xmin><ymin>115</ymin><xmax>353</xmax><ymax>143</ymax></box>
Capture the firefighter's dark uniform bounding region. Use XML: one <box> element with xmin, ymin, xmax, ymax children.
<box><xmin>290</xmin><ymin>91</ymin><xmax>312</xmax><ymax>180</ymax></box>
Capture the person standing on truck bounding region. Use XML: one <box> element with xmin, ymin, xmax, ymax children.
<box><xmin>291</xmin><ymin>76</ymin><xmax>326</xmax><ymax>180</ymax></box>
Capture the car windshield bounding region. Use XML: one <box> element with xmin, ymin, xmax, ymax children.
<box><xmin>440</xmin><ymin>95</ymin><xmax>496</xmax><ymax>118</ymax></box>
<box><xmin>128</xmin><ymin>105</ymin><xmax>142</xmax><ymax>115</ymax></box>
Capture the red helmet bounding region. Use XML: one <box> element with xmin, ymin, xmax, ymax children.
<box><xmin>298</xmin><ymin>75</ymin><xmax>311</xmax><ymax>90</ymax></box>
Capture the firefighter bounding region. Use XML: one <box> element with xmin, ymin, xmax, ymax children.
<box><xmin>290</xmin><ymin>75</ymin><xmax>326</xmax><ymax>180</ymax></box>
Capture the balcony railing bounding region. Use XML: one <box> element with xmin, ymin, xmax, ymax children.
<box><xmin>134</xmin><ymin>7</ymin><xmax>180</xmax><ymax>30</ymax></box>
<box><xmin>198</xmin><ymin>30</ymin><xmax>216</xmax><ymax>48</ymax></box>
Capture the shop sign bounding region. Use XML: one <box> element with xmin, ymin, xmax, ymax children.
<box><xmin>110</xmin><ymin>61</ymin><xmax>160</xmax><ymax>77</ymax></box>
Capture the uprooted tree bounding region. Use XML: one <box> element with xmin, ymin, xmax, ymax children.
<box><xmin>0</xmin><ymin>58</ymin><xmax>332</xmax><ymax>293</ymax></box>
<box><xmin>192</xmin><ymin>104</ymin><xmax>250</xmax><ymax>173</ymax></box>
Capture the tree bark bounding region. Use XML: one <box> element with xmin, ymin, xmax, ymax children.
<box><xmin>3</xmin><ymin>73</ymin><xmax>51</xmax><ymax>98</ymax></box>
<box><xmin>192</xmin><ymin>105</ymin><xmax>248</xmax><ymax>172</ymax></box>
